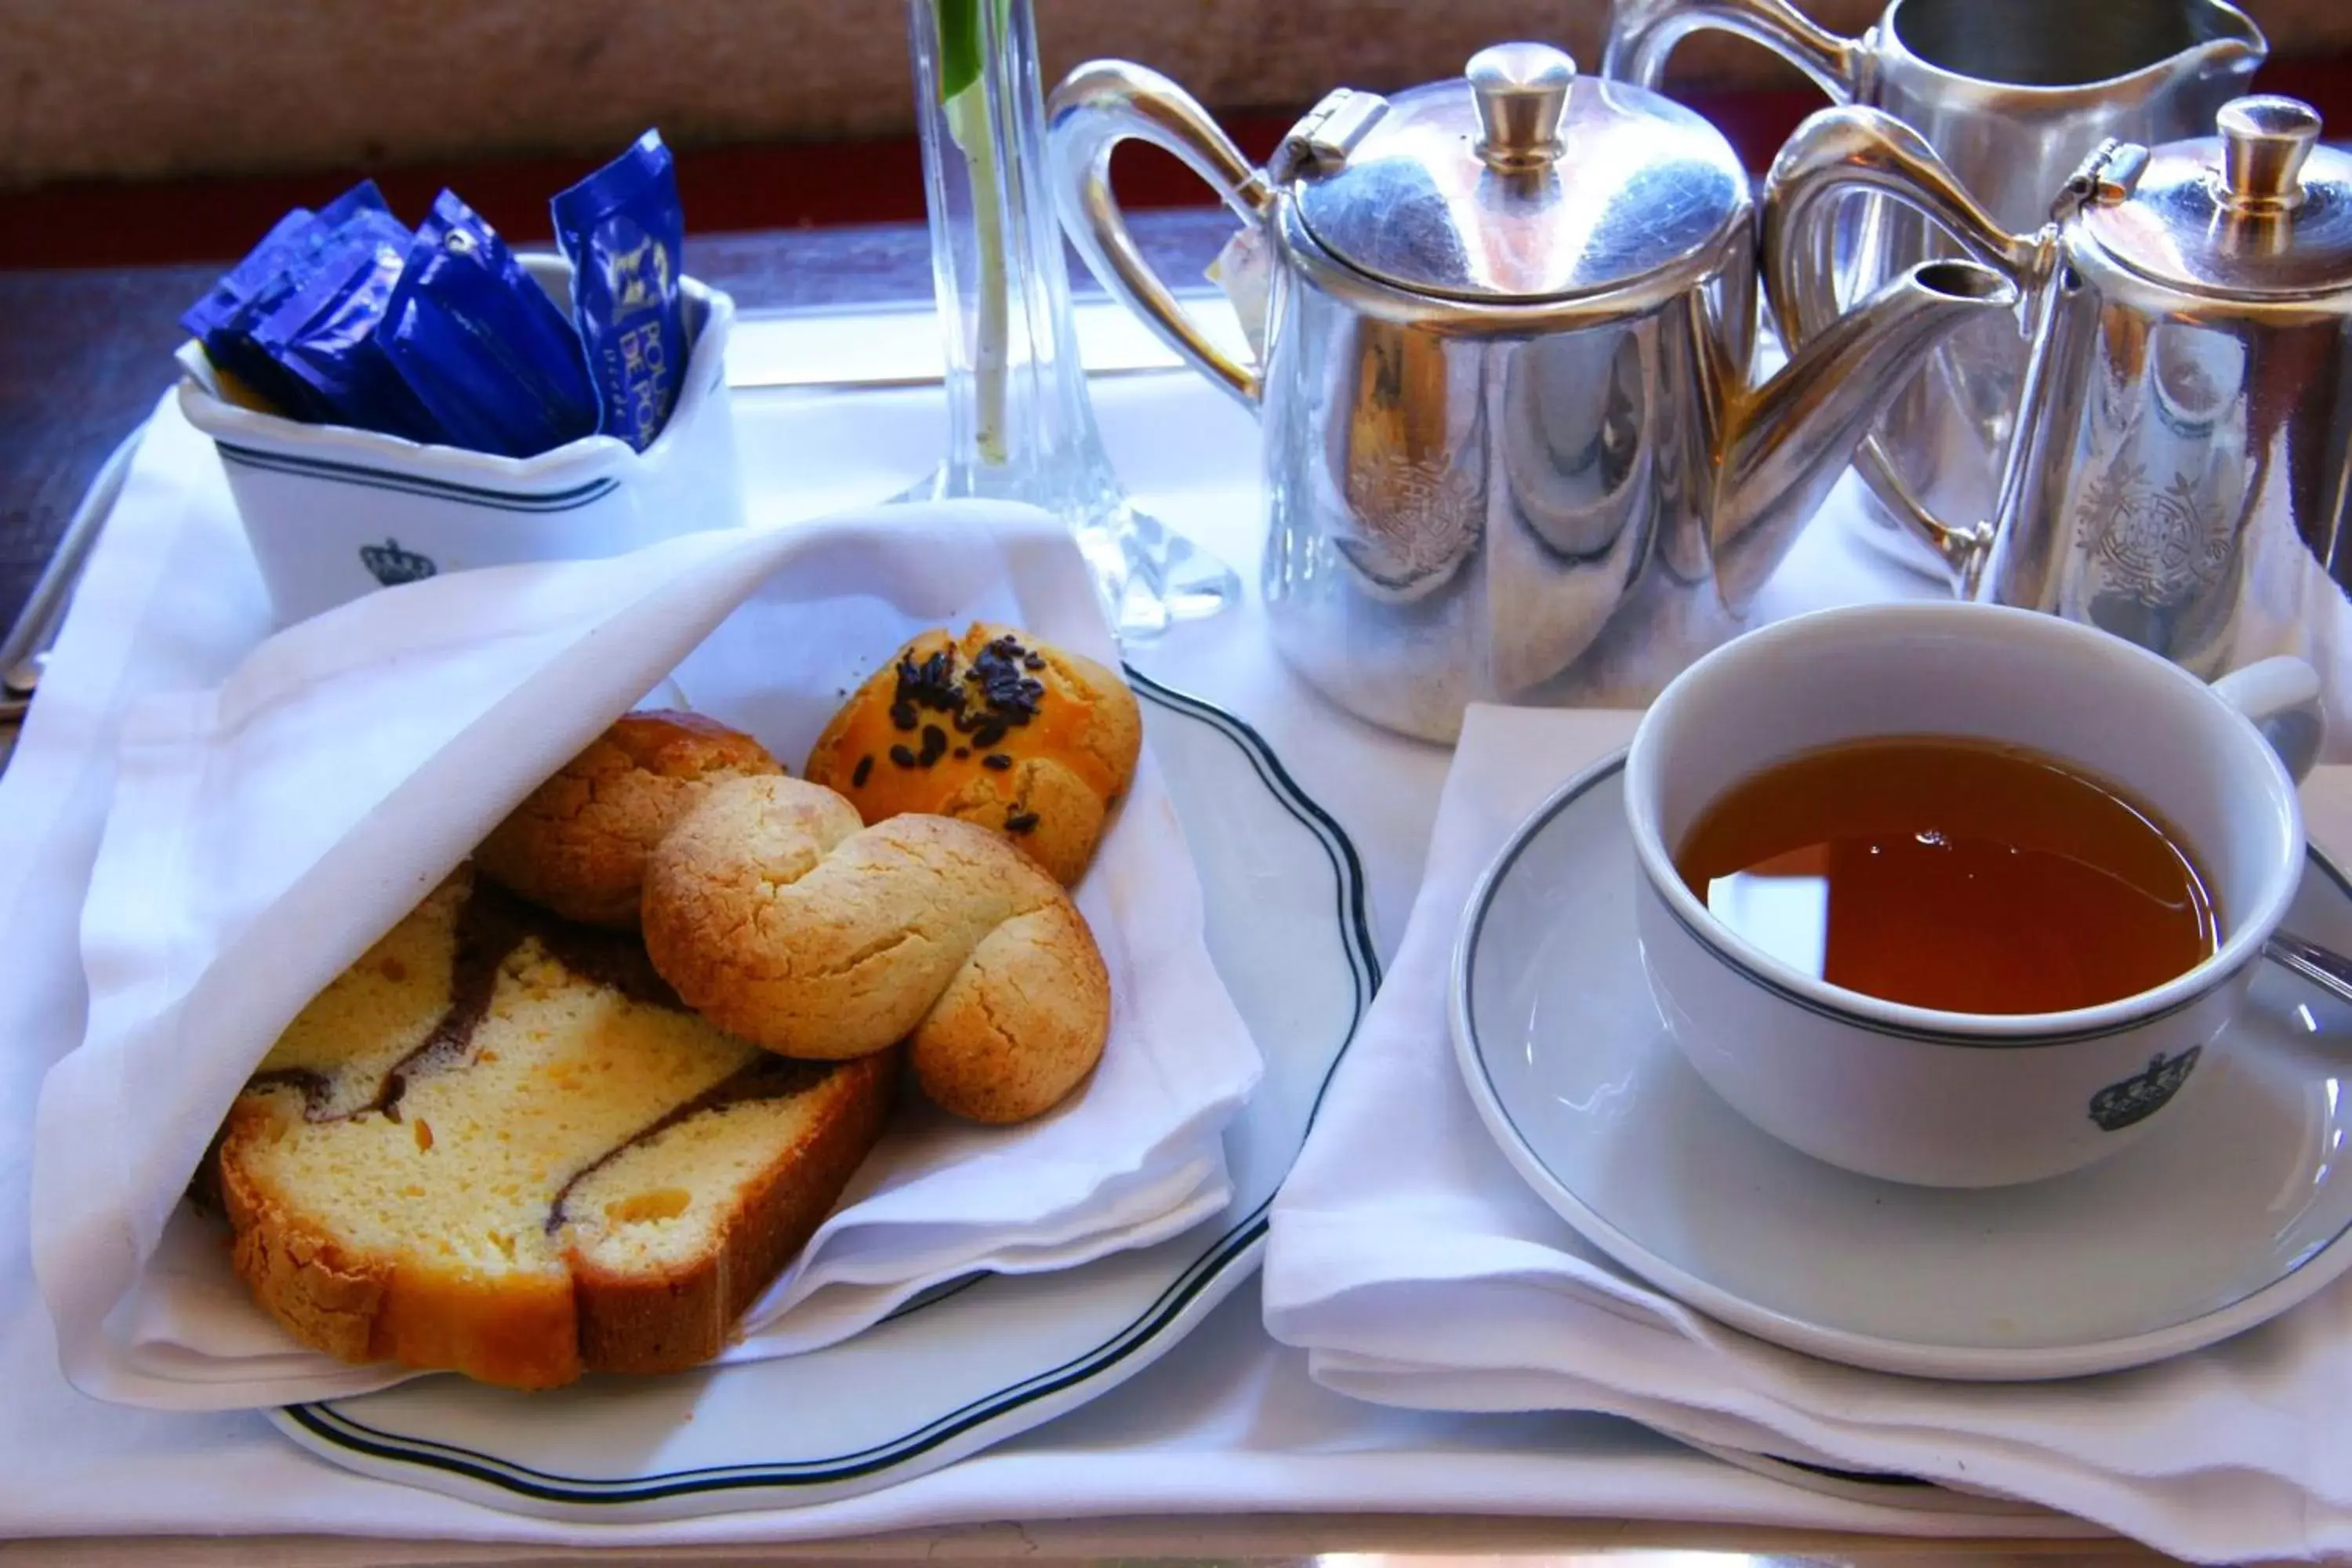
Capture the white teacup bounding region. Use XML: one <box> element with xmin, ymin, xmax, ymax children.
<box><xmin>1625</xmin><ymin>603</ymin><xmax>2324</xmax><ymax>1189</ymax></box>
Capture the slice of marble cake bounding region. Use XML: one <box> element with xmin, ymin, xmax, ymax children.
<box><xmin>214</xmin><ymin>868</ymin><xmax>892</xmax><ymax>1389</ymax></box>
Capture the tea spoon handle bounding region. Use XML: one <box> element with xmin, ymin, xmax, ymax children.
<box><xmin>2265</xmin><ymin>931</ymin><xmax>2352</xmax><ymax>1009</ymax></box>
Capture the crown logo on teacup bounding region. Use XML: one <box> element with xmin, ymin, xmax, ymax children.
<box><xmin>359</xmin><ymin>537</ymin><xmax>438</xmax><ymax>587</ymax></box>
<box><xmin>2087</xmin><ymin>1046</ymin><xmax>2201</xmax><ymax>1132</ymax></box>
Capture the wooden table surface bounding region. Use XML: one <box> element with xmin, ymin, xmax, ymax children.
<box><xmin>0</xmin><ymin>212</ymin><xmax>2174</xmax><ymax>1563</ymax></box>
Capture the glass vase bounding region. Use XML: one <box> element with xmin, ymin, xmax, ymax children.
<box><xmin>906</xmin><ymin>0</ymin><xmax>1237</xmax><ymax>641</ymax></box>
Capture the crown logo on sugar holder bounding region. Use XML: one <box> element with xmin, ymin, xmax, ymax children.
<box><xmin>2087</xmin><ymin>1046</ymin><xmax>2201</xmax><ymax>1132</ymax></box>
<box><xmin>360</xmin><ymin>537</ymin><xmax>438</xmax><ymax>587</ymax></box>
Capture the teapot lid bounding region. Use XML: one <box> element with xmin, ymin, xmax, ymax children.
<box><xmin>2081</xmin><ymin>96</ymin><xmax>2352</xmax><ymax>299</ymax></box>
<box><xmin>1284</xmin><ymin>43</ymin><xmax>1748</xmax><ymax>305</ymax></box>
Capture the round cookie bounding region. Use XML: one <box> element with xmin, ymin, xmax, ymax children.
<box><xmin>477</xmin><ymin>710</ymin><xmax>784</xmax><ymax>928</ymax></box>
<box><xmin>642</xmin><ymin>774</ymin><xmax>1109</xmax><ymax>1123</ymax></box>
<box><xmin>804</xmin><ymin>624</ymin><xmax>1142</xmax><ymax>887</ymax></box>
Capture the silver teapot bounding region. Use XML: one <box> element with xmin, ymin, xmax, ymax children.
<box><xmin>1768</xmin><ymin>96</ymin><xmax>2352</xmax><ymax>689</ymax></box>
<box><xmin>1047</xmin><ymin>44</ymin><xmax>2015</xmax><ymax>741</ymax></box>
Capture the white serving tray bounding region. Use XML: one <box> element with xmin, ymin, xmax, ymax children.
<box><xmin>0</xmin><ymin>309</ymin><xmax>2083</xmax><ymax>1548</ymax></box>
<box><xmin>263</xmin><ymin>302</ymin><xmax>1973</xmax><ymax>1519</ymax></box>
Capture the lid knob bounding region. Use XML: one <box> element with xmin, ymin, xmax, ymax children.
<box><xmin>1467</xmin><ymin>43</ymin><xmax>1575</xmax><ymax>172</ymax></box>
<box><xmin>2218</xmin><ymin>96</ymin><xmax>2322</xmax><ymax>211</ymax></box>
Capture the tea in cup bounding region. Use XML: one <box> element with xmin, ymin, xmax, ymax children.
<box><xmin>1624</xmin><ymin>602</ymin><xmax>2322</xmax><ymax>1188</ymax></box>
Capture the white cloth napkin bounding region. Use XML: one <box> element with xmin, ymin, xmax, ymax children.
<box><xmin>30</xmin><ymin>499</ymin><xmax>1261</xmax><ymax>1411</ymax></box>
<box><xmin>1264</xmin><ymin>702</ymin><xmax>2352</xmax><ymax>1566</ymax></box>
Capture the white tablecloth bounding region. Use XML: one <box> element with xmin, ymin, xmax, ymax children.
<box><xmin>0</xmin><ymin>354</ymin><xmax>2105</xmax><ymax>1547</ymax></box>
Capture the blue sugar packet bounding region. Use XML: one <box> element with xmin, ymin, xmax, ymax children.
<box><xmin>180</xmin><ymin>208</ymin><xmax>321</xmax><ymax>416</ymax></box>
<box><xmin>179</xmin><ymin>181</ymin><xmax>396</xmax><ymax>419</ymax></box>
<box><xmin>380</xmin><ymin>191</ymin><xmax>599</xmax><ymax>458</ymax></box>
<box><xmin>252</xmin><ymin>212</ymin><xmax>449</xmax><ymax>444</ymax></box>
<box><xmin>550</xmin><ymin>130</ymin><xmax>688</xmax><ymax>452</ymax></box>
<box><xmin>313</xmin><ymin>180</ymin><xmax>394</xmax><ymax>231</ymax></box>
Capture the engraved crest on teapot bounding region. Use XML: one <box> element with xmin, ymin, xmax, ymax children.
<box><xmin>2075</xmin><ymin>456</ymin><xmax>2234</xmax><ymax>610</ymax></box>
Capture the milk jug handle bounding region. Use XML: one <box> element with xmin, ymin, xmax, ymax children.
<box><xmin>1600</xmin><ymin>0</ymin><xmax>1867</xmax><ymax>102</ymax></box>
<box><xmin>2212</xmin><ymin>655</ymin><xmax>2327</xmax><ymax>783</ymax></box>
<box><xmin>1047</xmin><ymin>61</ymin><xmax>1272</xmax><ymax>409</ymax></box>
<box><xmin>1759</xmin><ymin>106</ymin><xmax>2045</xmax><ymax>583</ymax></box>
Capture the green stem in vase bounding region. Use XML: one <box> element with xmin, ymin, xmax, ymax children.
<box><xmin>935</xmin><ymin>0</ymin><xmax>1011</xmax><ymax>466</ymax></box>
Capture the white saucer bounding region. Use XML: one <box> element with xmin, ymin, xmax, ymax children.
<box><xmin>1454</xmin><ymin>752</ymin><xmax>2352</xmax><ymax>1381</ymax></box>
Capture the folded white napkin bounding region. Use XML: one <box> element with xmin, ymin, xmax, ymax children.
<box><xmin>1264</xmin><ymin>702</ymin><xmax>2352</xmax><ymax>1566</ymax></box>
<box><xmin>31</xmin><ymin>500</ymin><xmax>1260</xmax><ymax>1411</ymax></box>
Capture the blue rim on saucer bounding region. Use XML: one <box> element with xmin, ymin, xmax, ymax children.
<box><xmin>1451</xmin><ymin>749</ymin><xmax>2352</xmax><ymax>1382</ymax></box>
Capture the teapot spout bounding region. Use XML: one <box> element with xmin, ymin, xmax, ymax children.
<box><xmin>1713</xmin><ymin>259</ymin><xmax>2016</xmax><ymax>610</ymax></box>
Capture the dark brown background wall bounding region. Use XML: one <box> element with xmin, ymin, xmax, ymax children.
<box><xmin>4</xmin><ymin>0</ymin><xmax>2334</xmax><ymax>189</ymax></box>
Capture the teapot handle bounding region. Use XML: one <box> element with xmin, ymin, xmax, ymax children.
<box><xmin>1759</xmin><ymin>106</ymin><xmax>2045</xmax><ymax>582</ymax></box>
<box><xmin>1047</xmin><ymin>60</ymin><xmax>1273</xmax><ymax>408</ymax></box>
<box><xmin>1600</xmin><ymin>0</ymin><xmax>1867</xmax><ymax>102</ymax></box>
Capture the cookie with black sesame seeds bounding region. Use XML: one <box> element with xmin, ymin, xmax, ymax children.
<box><xmin>803</xmin><ymin>623</ymin><xmax>1142</xmax><ymax>885</ymax></box>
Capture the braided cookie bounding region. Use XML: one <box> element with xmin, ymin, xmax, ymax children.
<box><xmin>477</xmin><ymin>710</ymin><xmax>784</xmax><ymax>928</ymax></box>
<box><xmin>804</xmin><ymin>625</ymin><xmax>1142</xmax><ymax>886</ymax></box>
<box><xmin>641</xmin><ymin>775</ymin><xmax>1110</xmax><ymax>1124</ymax></box>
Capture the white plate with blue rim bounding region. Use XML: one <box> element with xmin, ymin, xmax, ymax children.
<box><xmin>1454</xmin><ymin>750</ymin><xmax>2352</xmax><ymax>1383</ymax></box>
<box><xmin>267</xmin><ymin>670</ymin><xmax>1378</xmax><ymax>1520</ymax></box>
<box><xmin>1675</xmin><ymin>1440</ymin><xmax>2052</xmax><ymax>1518</ymax></box>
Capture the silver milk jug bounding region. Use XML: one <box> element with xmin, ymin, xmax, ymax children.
<box><xmin>1605</xmin><ymin>0</ymin><xmax>2266</xmax><ymax>585</ymax></box>
<box><xmin>1046</xmin><ymin>44</ymin><xmax>2014</xmax><ymax>742</ymax></box>
<box><xmin>1769</xmin><ymin>96</ymin><xmax>2352</xmax><ymax>703</ymax></box>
